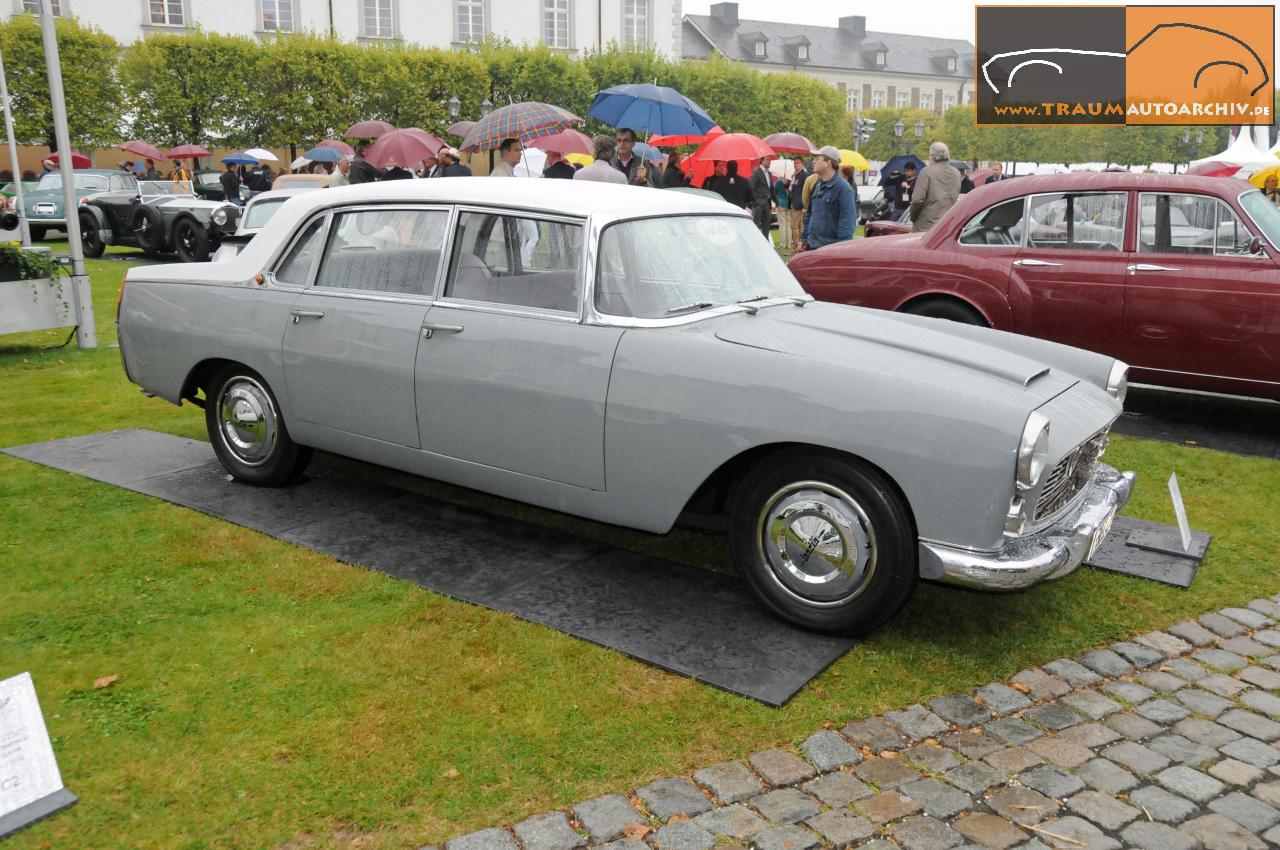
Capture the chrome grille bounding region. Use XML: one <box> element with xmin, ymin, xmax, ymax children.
<box><xmin>1034</xmin><ymin>427</ymin><xmax>1109</xmax><ymax>522</ymax></box>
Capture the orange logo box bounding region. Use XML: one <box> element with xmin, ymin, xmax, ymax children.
<box><xmin>1126</xmin><ymin>6</ymin><xmax>1274</xmax><ymax>125</ymax></box>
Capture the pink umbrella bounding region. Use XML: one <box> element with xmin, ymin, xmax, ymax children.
<box><xmin>47</xmin><ymin>150</ymin><xmax>92</xmax><ymax>168</ymax></box>
<box><xmin>314</xmin><ymin>139</ymin><xmax>354</xmax><ymax>156</ymax></box>
<box><xmin>762</xmin><ymin>132</ymin><xmax>815</xmax><ymax>155</ymax></box>
<box><xmin>119</xmin><ymin>140</ymin><xmax>168</xmax><ymax>161</ymax></box>
<box><xmin>365</xmin><ymin>129</ymin><xmax>440</xmax><ymax>169</ymax></box>
<box><xmin>401</xmin><ymin>128</ymin><xmax>445</xmax><ymax>156</ymax></box>
<box><xmin>168</xmin><ymin>144</ymin><xmax>211</xmax><ymax>159</ymax></box>
<box><xmin>446</xmin><ymin>121</ymin><xmax>475</xmax><ymax>139</ymax></box>
<box><xmin>345</xmin><ymin>120</ymin><xmax>395</xmax><ymax>139</ymax></box>
<box><xmin>1186</xmin><ymin>160</ymin><xmax>1243</xmax><ymax>178</ymax></box>
<box><xmin>525</xmin><ymin>128</ymin><xmax>592</xmax><ymax>155</ymax></box>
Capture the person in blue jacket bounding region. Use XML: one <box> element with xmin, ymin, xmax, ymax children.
<box><xmin>800</xmin><ymin>146</ymin><xmax>856</xmax><ymax>251</ymax></box>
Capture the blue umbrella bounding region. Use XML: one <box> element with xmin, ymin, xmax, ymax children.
<box><xmin>587</xmin><ymin>83</ymin><xmax>716</xmax><ymax>137</ymax></box>
<box><xmin>631</xmin><ymin>142</ymin><xmax>665</xmax><ymax>162</ymax></box>
<box><xmin>303</xmin><ymin>146</ymin><xmax>343</xmax><ymax>163</ymax></box>
<box><xmin>221</xmin><ymin>152</ymin><xmax>259</xmax><ymax>165</ymax></box>
<box><xmin>880</xmin><ymin>154</ymin><xmax>926</xmax><ymax>183</ymax></box>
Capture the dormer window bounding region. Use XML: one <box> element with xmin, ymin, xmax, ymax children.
<box><xmin>875</xmin><ymin>50</ymin><xmax>887</xmax><ymax>66</ymax></box>
<box><xmin>754</xmin><ymin>41</ymin><xmax>765</xmax><ymax>56</ymax></box>
<box><xmin>946</xmin><ymin>57</ymin><xmax>957</xmax><ymax>72</ymax></box>
<box><xmin>798</xmin><ymin>44</ymin><xmax>809</xmax><ymax>60</ymax></box>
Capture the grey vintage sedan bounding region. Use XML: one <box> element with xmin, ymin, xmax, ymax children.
<box><xmin>118</xmin><ymin>179</ymin><xmax>1134</xmax><ymax>634</ymax></box>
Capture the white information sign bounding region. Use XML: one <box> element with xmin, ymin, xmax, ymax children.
<box><xmin>1168</xmin><ymin>472</ymin><xmax>1193</xmax><ymax>553</ymax></box>
<box><xmin>0</xmin><ymin>672</ymin><xmax>65</xmax><ymax>818</ymax></box>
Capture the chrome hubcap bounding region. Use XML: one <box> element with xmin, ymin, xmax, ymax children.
<box><xmin>758</xmin><ymin>481</ymin><xmax>877</xmax><ymax>605</ymax></box>
<box><xmin>217</xmin><ymin>377</ymin><xmax>277</xmax><ymax>467</ymax></box>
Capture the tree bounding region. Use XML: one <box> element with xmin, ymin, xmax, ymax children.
<box><xmin>582</xmin><ymin>42</ymin><xmax>677</xmax><ymax>92</ymax></box>
<box><xmin>752</xmin><ymin>71</ymin><xmax>846</xmax><ymax>146</ymax></box>
<box><xmin>674</xmin><ymin>55</ymin><xmax>763</xmax><ymax>136</ymax></box>
<box><xmin>473</xmin><ymin>40</ymin><xmax>595</xmax><ymax>120</ymax></box>
<box><xmin>0</xmin><ymin>14</ymin><xmax>121</xmax><ymax>150</ymax></box>
<box><xmin>353</xmin><ymin>46</ymin><xmax>488</xmax><ymax>135</ymax></box>
<box><xmin>244</xmin><ymin>35</ymin><xmax>366</xmax><ymax>152</ymax></box>
<box><xmin>120</xmin><ymin>31</ymin><xmax>256</xmax><ymax>147</ymax></box>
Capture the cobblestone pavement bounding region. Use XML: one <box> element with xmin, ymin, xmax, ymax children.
<box><xmin>430</xmin><ymin>597</ymin><xmax>1280</xmax><ymax>850</ymax></box>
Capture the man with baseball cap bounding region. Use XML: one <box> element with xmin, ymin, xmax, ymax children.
<box><xmin>799</xmin><ymin>146</ymin><xmax>856</xmax><ymax>251</ymax></box>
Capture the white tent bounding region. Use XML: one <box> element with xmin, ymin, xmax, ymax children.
<box><xmin>1192</xmin><ymin>131</ymin><xmax>1275</xmax><ymax>170</ymax></box>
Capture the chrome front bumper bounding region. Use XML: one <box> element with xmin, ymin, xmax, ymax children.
<box><xmin>926</xmin><ymin>464</ymin><xmax>1135</xmax><ymax>591</ymax></box>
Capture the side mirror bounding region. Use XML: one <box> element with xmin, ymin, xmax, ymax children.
<box><xmin>1249</xmin><ymin>235</ymin><xmax>1264</xmax><ymax>255</ymax></box>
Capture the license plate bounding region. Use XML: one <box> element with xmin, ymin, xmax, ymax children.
<box><xmin>1086</xmin><ymin>512</ymin><xmax>1116</xmax><ymax>561</ymax></box>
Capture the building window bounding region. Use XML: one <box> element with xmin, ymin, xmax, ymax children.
<box><xmin>22</xmin><ymin>0</ymin><xmax>63</xmax><ymax>14</ymax></box>
<box><xmin>871</xmin><ymin>88</ymin><xmax>885</xmax><ymax>108</ymax></box>
<box><xmin>149</xmin><ymin>0</ymin><xmax>184</xmax><ymax>25</ymax></box>
<box><xmin>946</xmin><ymin>57</ymin><xmax>957</xmax><ymax>72</ymax></box>
<box><xmin>797</xmin><ymin>44</ymin><xmax>808</xmax><ymax>60</ymax></box>
<box><xmin>262</xmin><ymin>0</ymin><xmax>294</xmax><ymax>31</ymax></box>
<box><xmin>944</xmin><ymin>92</ymin><xmax>956</xmax><ymax>110</ymax></box>
<box><xmin>753</xmin><ymin>41</ymin><xmax>765</xmax><ymax>57</ymax></box>
<box><xmin>875</xmin><ymin>50</ymin><xmax>886</xmax><ymax>66</ymax></box>
<box><xmin>895</xmin><ymin>90</ymin><xmax>909</xmax><ymax>108</ymax></box>
<box><xmin>363</xmin><ymin>0</ymin><xmax>395</xmax><ymax>38</ymax></box>
<box><xmin>457</xmin><ymin>0</ymin><xmax>483</xmax><ymax>42</ymax></box>
<box><xmin>966</xmin><ymin>90</ymin><xmax>974</xmax><ymax>104</ymax></box>
<box><xmin>543</xmin><ymin>0</ymin><xmax>568</xmax><ymax>47</ymax></box>
<box><xmin>623</xmin><ymin>0</ymin><xmax>647</xmax><ymax>47</ymax></box>
<box><xmin>846</xmin><ymin>89</ymin><xmax>859</xmax><ymax>111</ymax></box>
<box><xmin>919</xmin><ymin>92</ymin><xmax>933</xmax><ymax>111</ymax></box>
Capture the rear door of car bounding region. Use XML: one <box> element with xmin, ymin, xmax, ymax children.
<box><xmin>280</xmin><ymin>205</ymin><xmax>449</xmax><ymax>448</ymax></box>
<box><xmin>1123</xmin><ymin>191</ymin><xmax>1280</xmax><ymax>396</ymax></box>
<box><xmin>414</xmin><ymin>207</ymin><xmax>622</xmax><ymax>490</ymax></box>
<box><xmin>1010</xmin><ymin>190</ymin><xmax>1131</xmax><ymax>356</ymax></box>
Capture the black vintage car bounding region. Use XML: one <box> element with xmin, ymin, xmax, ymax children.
<box><xmin>78</xmin><ymin>181</ymin><xmax>239</xmax><ymax>263</ymax></box>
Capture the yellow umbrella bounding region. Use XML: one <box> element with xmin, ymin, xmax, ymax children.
<box><xmin>1248</xmin><ymin>164</ymin><xmax>1280</xmax><ymax>188</ymax></box>
<box><xmin>838</xmin><ymin>149</ymin><xmax>870</xmax><ymax>170</ymax></box>
<box><xmin>566</xmin><ymin>152</ymin><xmax>594</xmax><ymax>167</ymax></box>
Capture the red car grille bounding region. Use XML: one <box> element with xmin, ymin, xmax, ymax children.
<box><xmin>1034</xmin><ymin>428</ymin><xmax>1109</xmax><ymax>522</ymax></box>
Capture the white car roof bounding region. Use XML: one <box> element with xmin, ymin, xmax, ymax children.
<box><xmin>128</xmin><ymin>176</ymin><xmax>748</xmax><ymax>283</ymax></box>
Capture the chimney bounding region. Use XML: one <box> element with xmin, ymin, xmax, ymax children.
<box><xmin>710</xmin><ymin>2</ymin><xmax>738</xmax><ymax>26</ymax></box>
<box><xmin>838</xmin><ymin>16</ymin><xmax>866</xmax><ymax>38</ymax></box>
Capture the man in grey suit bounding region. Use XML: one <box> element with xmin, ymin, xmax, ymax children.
<box><xmin>748</xmin><ymin>157</ymin><xmax>773</xmax><ymax>238</ymax></box>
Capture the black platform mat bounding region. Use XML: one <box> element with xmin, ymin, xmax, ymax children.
<box><xmin>3</xmin><ymin>429</ymin><xmax>854</xmax><ymax>706</ymax></box>
<box><xmin>1114</xmin><ymin>388</ymin><xmax>1280</xmax><ymax>459</ymax></box>
<box><xmin>1085</xmin><ymin>516</ymin><xmax>1209</xmax><ymax>588</ymax></box>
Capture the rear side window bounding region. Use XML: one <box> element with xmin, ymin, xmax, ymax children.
<box><xmin>275</xmin><ymin>218</ymin><xmax>325</xmax><ymax>285</ymax></box>
<box><xmin>444</xmin><ymin>211</ymin><xmax>582</xmax><ymax>313</ymax></box>
<box><xmin>1026</xmin><ymin>193</ymin><xmax>1126</xmax><ymax>251</ymax></box>
<box><xmin>958</xmin><ymin>198</ymin><xmax>1024</xmax><ymax>246</ymax></box>
<box><xmin>313</xmin><ymin>209</ymin><xmax>448</xmax><ymax>297</ymax></box>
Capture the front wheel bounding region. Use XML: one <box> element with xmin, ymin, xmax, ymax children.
<box><xmin>729</xmin><ymin>450</ymin><xmax>917</xmax><ymax>635</ymax></box>
<box><xmin>205</xmin><ymin>366</ymin><xmax>311</xmax><ymax>486</ymax></box>
<box><xmin>79</xmin><ymin>213</ymin><xmax>105</xmax><ymax>257</ymax></box>
<box><xmin>173</xmin><ymin>218</ymin><xmax>211</xmax><ymax>262</ymax></box>
<box><xmin>903</xmin><ymin>298</ymin><xmax>986</xmax><ymax>326</ymax></box>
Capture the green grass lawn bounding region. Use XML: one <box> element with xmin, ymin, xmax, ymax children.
<box><xmin>1</xmin><ymin>243</ymin><xmax>1278</xmax><ymax>849</ymax></box>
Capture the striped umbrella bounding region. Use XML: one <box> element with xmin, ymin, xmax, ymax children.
<box><xmin>459</xmin><ymin>102</ymin><xmax>582</xmax><ymax>152</ymax></box>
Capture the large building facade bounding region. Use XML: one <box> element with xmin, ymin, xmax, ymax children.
<box><xmin>3</xmin><ymin>0</ymin><xmax>683</xmax><ymax>56</ymax></box>
<box><xmin>682</xmin><ymin>3</ymin><xmax>973</xmax><ymax>115</ymax></box>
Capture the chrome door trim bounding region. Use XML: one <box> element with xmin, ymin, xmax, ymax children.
<box><xmin>1126</xmin><ymin>262</ymin><xmax>1181</xmax><ymax>272</ymax></box>
<box><xmin>1012</xmin><ymin>258</ymin><xmax>1064</xmax><ymax>267</ymax></box>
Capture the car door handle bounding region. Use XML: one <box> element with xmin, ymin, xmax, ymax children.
<box><xmin>1012</xmin><ymin>258</ymin><xmax>1064</xmax><ymax>267</ymax></box>
<box><xmin>421</xmin><ymin>322</ymin><xmax>464</xmax><ymax>339</ymax></box>
<box><xmin>1126</xmin><ymin>263</ymin><xmax>1181</xmax><ymax>272</ymax></box>
<box><xmin>289</xmin><ymin>310</ymin><xmax>325</xmax><ymax>322</ymax></box>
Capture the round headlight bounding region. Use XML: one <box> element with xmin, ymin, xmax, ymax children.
<box><xmin>212</xmin><ymin>208</ymin><xmax>228</xmax><ymax>226</ymax></box>
<box><xmin>1016</xmin><ymin>412</ymin><xmax>1050</xmax><ymax>491</ymax></box>
<box><xmin>1106</xmin><ymin>360</ymin><xmax>1129</xmax><ymax>404</ymax></box>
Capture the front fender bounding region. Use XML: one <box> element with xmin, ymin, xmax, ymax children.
<box><xmin>79</xmin><ymin>204</ymin><xmax>113</xmax><ymax>244</ymax></box>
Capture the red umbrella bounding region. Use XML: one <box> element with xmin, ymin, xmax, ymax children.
<box><xmin>686</xmin><ymin>133</ymin><xmax>775</xmax><ymax>188</ymax></box>
<box><xmin>345</xmin><ymin>120</ymin><xmax>395</xmax><ymax>139</ymax></box>
<box><xmin>446</xmin><ymin>121</ymin><xmax>475</xmax><ymax>139</ymax></box>
<box><xmin>650</xmin><ymin>126</ymin><xmax>723</xmax><ymax>147</ymax></box>
<box><xmin>762</xmin><ymin>132</ymin><xmax>815</xmax><ymax>155</ymax></box>
<box><xmin>525</xmin><ymin>128</ymin><xmax>592</xmax><ymax>155</ymax></box>
<box><xmin>401</xmin><ymin>128</ymin><xmax>445</xmax><ymax>156</ymax></box>
<box><xmin>365</xmin><ymin>129</ymin><xmax>440</xmax><ymax>169</ymax></box>
<box><xmin>47</xmin><ymin>150</ymin><xmax>91</xmax><ymax>168</ymax></box>
<box><xmin>314</xmin><ymin>139</ymin><xmax>354</xmax><ymax>156</ymax></box>
<box><xmin>1186</xmin><ymin>160</ymin><xmax>1243</xmax><ymax>177</ymax></box>
<box><xmin>119</xmin><ymin>140</ymin><xmax>168</xmax><ymax>161</ymax></box>
<box><xmin>168</xmin><ymin>144</ymin><xmax>211</xmax><ymax>159</ymax></box>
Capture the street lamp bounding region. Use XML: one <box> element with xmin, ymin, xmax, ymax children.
<box><xmin>914</xmin><ymin>120</ymin><xmax>925</xmax><ymax>139</ymax></box>
<box><xmin>447</xmin><ymin>95</ymin><xmax>460</xmax><ymax>120</ymax></box>
<box><xmin>480</xmin><ymin>98</ymin><xmax>493</xmax><ymax>117</ymax></box>
<box><xmin>892</xmin><ymin>118</ymin><xmax>905</xmax><ymax>138</ymax></box>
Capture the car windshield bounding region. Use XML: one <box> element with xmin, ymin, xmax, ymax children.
<box><xmin>596</xmin><ymin>215</ymin><xmax>805</xmax><ymax>319</ymax></box>
<box><xmin>138</xmin><ymin>180</ymin><xmax>188</xmax><ymax>197</ymax></box>
<box><xmin>1239</xmin><ymin>190</ymin><xmax>1280</xmax><ymax>249</ymax></box>
<box><xmin>35</xmin><ymin>172</ymin><xmax>109</xmax><ymax>192</ymax></box>
<box><xmin>244</xmin><ymin>198</ymin><xmax>286</xmax><ymax>230</ymax></box>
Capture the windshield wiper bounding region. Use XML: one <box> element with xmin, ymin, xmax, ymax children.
<box><xmin>665</xmin><ymin>301</ymin><xmax>716</xmax><ymax>315</ymax></box>
<box><xmin>736</xmin><ymin>294</ymin><xmax>808</xmax><ymax>311</ymax></box>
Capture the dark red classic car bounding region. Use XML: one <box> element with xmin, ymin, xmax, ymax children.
<box><xmin>789</xmin><ymin>172</ymin><xmax>1280</xmax><ymax>401</ymax></box>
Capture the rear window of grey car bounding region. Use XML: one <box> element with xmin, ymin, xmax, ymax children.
<box><xmin>444</xmin><ymin>211</ymin><xmax>582</xmax><ymax>313</ymax></box>
<box><xmin>244</xmin><ymin>198</ymin><xmax>286</xmax><ymax>230</ymax></box>
<box><xmin>314</xmin><ymin>209</ymin><xmax>448</xmax><ymax>297</ymax></box>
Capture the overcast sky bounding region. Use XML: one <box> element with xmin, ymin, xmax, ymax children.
<box><xmin>682</xmin><ymin>1</ymin><xmax>1279</xmax><ymax>47</ymax></box>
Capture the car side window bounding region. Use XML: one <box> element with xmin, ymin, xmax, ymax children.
<box><xmin>275</xmin><ymin>218</ymin><xmax>326</xmax><ymax>285</ymax></box>
<box><xmin>1138</xmin><ymin>193</ymin><xmax>1250</xmax><ymax>255</ymax></box>
<box><xmin>1026</xmin><ymin>193</ymin><xmax>1125</xmax><ymax>251</ymax></box>
<box><xmin>958</xmin><ymin>198</ymin><xmax>1025</xmax><ymax>246</ymax></box>
<box><xmin>444</xmin><ymin>211</ymin><xmax>582</xmax><ymax>313</ymax></box>
<box><xmin>312</xmin><ymin>209</ymin><xmax>448</xmax><ymax>297</ymax></box>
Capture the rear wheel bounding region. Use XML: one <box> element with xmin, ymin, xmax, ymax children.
<box><xmin>729</xmin><ymin>450</ymin><xmax>917</xmax><ymax>635</ymax></box>
<box><xmin>79</xmin><ymin>212</ymin><xmax>105</xmax><ymax>257</ymax></box>
<box><xmin>132</xmin><ymin>205</ymin><xmax>166</xmax><ymax>253</ymax></box>
<box><xmin>205</xmin><ymin>365</ymin><xmax>311</xmax><ymax>486</ymax></box>
<box><xmin>902</xmin><ymin>298</ymin><xmax>986</xmax><ymax>326</ymax></box>
<box><xmin>173</xmin><ymin>218</ymin><xmax>211</xmax><ymax>262</ymax></box>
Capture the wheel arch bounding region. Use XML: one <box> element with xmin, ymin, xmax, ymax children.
<box><xmin>78</xmin><ymin>204</ymin><xmax>112</xmax><ymax>243</ymax></box>
<box><xmin>896</xmin><ymin>292</ymin><xmax>992</xmax><ymax>325</ymax></box>
<box><xmin>180</xmin><ymin>357</ymin><xmax>241</xmax><ymax>409</ymax></box>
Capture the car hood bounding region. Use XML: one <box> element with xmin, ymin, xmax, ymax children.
<box><xmin>711</xmin><ymin>301</ymin><xmax>1079</xmax><ymax>404</ymax></box>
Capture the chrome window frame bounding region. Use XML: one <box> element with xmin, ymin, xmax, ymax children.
<box><xmin>1137</xmin><ymin>191</ymin><xmax>1267</xmax><ymax>259</ymax></box>
<box><xmin>1022</xmin><ymin>190</ymin><xmax>1128</xmax><ymax>253</ymax></box>
<box><xmin>954</xmin><ymin>196</ymin><xmax>1028</xmax><ymax>249</ymax></box>
<box><xmin>435</xmin><ymin>205</ymin><xmax>588</xmax><ymax>323</ymax></box>
<box><xmin>1238</xmin><ymin>188</ymin><xmax>1280</xmax><ymax>251</ymax></box>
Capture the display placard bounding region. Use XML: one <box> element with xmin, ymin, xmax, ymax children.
<box><xmin>0</xmin><ymin>672</ymin><xmax>77</xmax><ymax>838</ymax></box>
<box><xmin>1168</xmin><ymin>472</ymin><xmax>1193</xmax><ymax>553</ymax></box>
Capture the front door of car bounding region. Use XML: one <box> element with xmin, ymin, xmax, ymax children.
<box><xmin>1122</xmin><ymin>191</ymin><xmax>1280</xmax><ymax>396</ymax></box>
<box><xmin>281</xmin><ymin>207</ymin><xmax>449</xmax><ymax>447</ymax></box>
<box><xmin>415</xmin><ymin>209</ymin><xmax>622</xmax><ymax>490</ymax></box>
<box><xmin>1010</xmin><ymin>191</ymin><xmax>1130</xmax><ymax>357</ymax></box>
